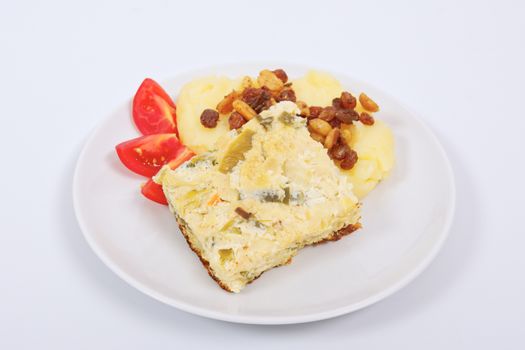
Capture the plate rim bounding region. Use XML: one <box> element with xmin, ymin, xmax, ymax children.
<box><xmin>73</xmin><ymin>62</ymin><xmax>456</xmax><ymax>325</ymax></box>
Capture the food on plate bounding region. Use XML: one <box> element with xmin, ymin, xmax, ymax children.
<box><xmin>340</xmin><ymin>121</ymin><xmax>394</xmax><ymax>198</ymax></box>
<box><xmin>133</xmin><ymin>78</ymin><xmax>178</xmax><ymax>136</ymax></box>
<box><xmin>114</xmin><ymin>68</ymin><xmax>395</xmax><ymax>292</ymax></box>
<box><xmin>176</xmin><ymin>69</ymin><xmax>394</xmax><ymax>198</ymax></box>
<box><xmin>176</xmin><ymin>76</ymin><xmax>242</xmax><ymax>153</ymax></box>
<box><xmin>115</xmin><ymin>134</ymin><xmax>192</xmax><ymax>177</ymax></box>
<box><xmin>155</xmin><ymin>102</ymin><xmax>361</xmax><ymax>292</ymax></box>
<box><xmin>141</xmin><ymin>179</ymin><xmax>169</xmax><ymax>205</ymax></box>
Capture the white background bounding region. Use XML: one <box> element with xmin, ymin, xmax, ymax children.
<box><xmin>1</xmin><ymin>0</ymin><xmax>524</xmax><ymax>348</ymax></box>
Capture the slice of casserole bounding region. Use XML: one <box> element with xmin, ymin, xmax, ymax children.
<box><xmin>155</xmin><ymin>102</ymin><xmax>361</xmax><ymax>292</ymax></box>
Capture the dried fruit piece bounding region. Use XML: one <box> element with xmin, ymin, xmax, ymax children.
<box><xmin>330</xmin><ymin>141</ymin><xmax>349</xmax><ymax>160</ymax></box>
<box><xmin>340</xmin><ymin>149</ymin><xmax>358</xmax><ymax>170</ymax></box>
<box><xmin>200</xmin><ymin>109</ymin><xmax>219</xmax><ymax>128</ymax></box>
<box><xmin>276</xmin><ymin>88</ymin><xmax>296</xmax><ymax>102</ymax></box>
<box><xmin>329</xmin><ymin>118</ymin><xmax>342</xmax><ymax>128</ymax></box>
<box><xmin>272</xmin><ymin>69</ymin><xmax>288</xmax><ymax>83</ymax></box>
<box><xmin>257</xmin><ymin>69</ymin><xmax>284</xmax><ymax>91</ymax></box>
<box><xmin>232</xmin><ymin>99</ymin><xmax>257</xmax><ymax>120</ymax></box>
<box><xmin>216</xmin><ymin>91</ymin><xmax>238</xmax><ymax>114</ymax></box>
<box><xmin>241</xmin><ymin>88</ymin><xmax>272</xmax><ymax>113</ymax></box>
<box><xmin>308</xmin><ymin>118</ymin><xmax>332</xmax><ymax>136</ymax></box>
<box><xmin>332</xmin><ymin>97</ymin><xmax>343</xmax><ymax>109</ymax></box>
<box><xmin>359</xmin><ymin>93</ymin><xmax>379</xmax><ymax>112</ymax></box>
<box><xmin>228</xmin><ymin>111</ymin><xmax>247</xmax><ymax>130</ymax></box>
<box><xmin>324</xmin><ymin>128</ymin><xmax>340</xmax><ymax>150</ymax></box>
<box><xmin>335</xmin><ymin>109</ymin><xmax>359</xmax><ymax>124</ymax></box>
<box><xmin>318</xmin><ymin>106</ymin><xmax>336</xmax><ymax>121</ymax></box>
<box><xmin>359</xmin><ymin>112</ymin><xmax>375</xmax><ymax>125</ymax></box>
<box><xmin>309</xmin><ymin>106</ymin><xmax>323</xmax><ymax>118</ymax></box>
<box><xmin>340</xmin><ymin>92</ymin><xmax>357</xmax><ymax>109</ymax></box>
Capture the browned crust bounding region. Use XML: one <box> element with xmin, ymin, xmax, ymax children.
<box><xmin>175</xmin><ymin>214</ymin><xmax>360</xmax><ymax>293</ymax></box>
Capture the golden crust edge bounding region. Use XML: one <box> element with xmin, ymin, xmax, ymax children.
<box><xmin>175</xmin><ymin>214</ymin><xmax>361</xmax><ymax>293</ymax></box>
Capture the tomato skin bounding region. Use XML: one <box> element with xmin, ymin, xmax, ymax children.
<box><xmin>140</xmin><ymin>147</ymin><xmax>195</xmax><ymax>205</ymax></box>
<box><xmin>141</xmin><ymin>180</ymin><xmax>168</xmax><ymax>205</ymax></box>
<box><xmin>115</xmin><ymin>134</ymin><xmax>188</xmax><ymax>177</ymax></box>
<box><xmin>133</xmin><ymin>78</ymin><xmax>178</xmax><ymax>135</ymax></box>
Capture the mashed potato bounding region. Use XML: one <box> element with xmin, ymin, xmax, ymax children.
<box><xmin>177</xmin><ymin>76</ymin><xmax>242</xmax><ymax>153</ymax></box>
<box><xmin>176</xmin><ymin>70</ymin><xmax>394</xmax><ymax>198</ymax></box>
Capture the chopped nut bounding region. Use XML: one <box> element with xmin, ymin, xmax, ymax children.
<box><xmin>309</xmin><ymin>106</ymin><xmax>323</xmax><ymax>118</ymax></box>
<box><xmin>257</xmin><ymin>69</ymin><xmax>284</xmax><ymax>91</ymax></box>
<box><xmin>335</xmin><ymin>109</ymin><xmax>359</xmax><ymax>124</ymax></box>
<box><xmin>240</xmin><ymin>76</ymin><xmax>255</xmax><ymax>90</ymax></box>
<box><xmin>276</xmin><ymin>88</ymin><xmax>296</xmax><ymax>102</ymax></box>
<box><xmin>216</xmin><ymin>91</ymin><xmax>238</xmax><ymax>114</ymax></box>
<box><xmin>232</xmin><ymin>100</ymin><xmax>257</xmax><ymax>120</ymax></box>
<box><xmin>272</xmin><ymin>69</ymin><xmax>288</xmax><ymax>83</ymax></box>
<box><xmin>318</xmin><ymin>106</ymin><xmax>336</xmax><ymax>121</ymax></box>
<box><xmin>359</xmin><ymin>93</ymin><xmax>379</xmax><ymax>112</ymax></box>
<box><xmin>340</xmin><ymin>127</ymin><xmax>353</xmax><ymax>144</ymax></box>
<box><xmin>296</xmin><ymin>100</ymin><xmax>310</xmax><ymax>117</ymax></box>
<box><xmin>200</xmin><ymin>109</ymin><xmax>219</xmax><ymax>128</ymax></box>
<box><xmin>309</xmin><ymin>131</ymin><xmax>326</xmax><ymax>143</ymax></box>
<box><xmin>340</xmin><ymin>149</ymin><xmax>358</xmax><ymax>170</ymax></box>
<box><xmin>228</xmin><ymin>111</ymin><xmax>247</xmax><ymax>129</ymax></box>
<box><xmin>340</xmin><ymin>91</ymin><xmax>357</xmax><ymax>109</ymax></box>
<box><xmin>324</xmin><ymin>128</ymin><xmax>340</xmax><ymax>150</ymax></box>
<box><xmin>235</xmin><ymin>207</ymin><xmax>252</xmax><ymax>220</ymax></box>
<box><xmin>359</xmin><ymin>112</ymin><xmax>375</xmax><ymax>125</ymax></box>
<box><xmin>308</xmin><ymin>118</ymin><xmax>332</xmax><ymax>136</ymax></box>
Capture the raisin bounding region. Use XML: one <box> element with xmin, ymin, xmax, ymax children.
<box><xmin>332</xmin><ymin>97</ymin><xmax>343</xmax><ymax>109</ymax></box>
<box><xmin>318</xmin><ymin>106</ymin><xmax>336</xmax><ymax>121</ymax></box>
<box><xmin>272</xmin><ymin>69</ymin><xmax>288</xmax><ymax>83</ymax></box>
<box><xmin>340</xmin><ymin>149</ymin><xmax>358</xmax><ymax>170</ymax></box>
<box><xmin>340</xmin><ymin>91</ymin><xmax>357</xmax><ymax>109</ymax></box>
<box><xmin>200</xmin><ymin>109</ymin><xmax>219</xmax><ymax>128</ymax></box>
<box><xmin>276</xmin><ymin>88</ymin><xmax>296</xmax><ymax>102</ymax></box>
<box><xmin>335</xmin><ymin>109</ymin><xmax>359</xmax><ymax>124</ymax></box>
<box><xmin>329</xmin><ymin>118</ymin><xmax>341</xmax><ymax>128</ymax></box>
<box><xmin>359</xmin><ymin>112</ymin><xmax>375</xmax><ymax>125</ymax></box>
<box><xmin>228</xmin><ymin>111</ymin><xmax>246</xmax><ymax>130</ymax></box>
<box><xmin>242</xmin><ymin>88</ymin><xmax>272</xmax><ymax>113</ymax></box>
<box><xmin>330</xmin><ymin>141</ymin><xmax>349</xmax><ymax>160</ymax></box>
<box><xmin>309</xmin><ymin>106</ymin><xmax>323</xmax><ymax>118</ymax></box>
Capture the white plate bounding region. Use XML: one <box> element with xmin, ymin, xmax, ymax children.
<box><xmin>73</xmin><ymin>63</ymin><xmax>455</xmax><ymax>324</ymax></box>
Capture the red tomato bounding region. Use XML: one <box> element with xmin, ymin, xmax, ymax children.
<box><xmin>115</xmin><ymin>134</ymin><xmax>192</xmax><ymax>177</ymax></box>
<box><xmin>140</xmin><ymin>149</ymin><xmax>195</xmax><ymax>205</ymax></box>
<box><xmin>141</xmin><ymin>180</ymin><xmax>168</xmax><ymax>205</ymax></box>
<box><xmin>133</xmin><ymin>78</ymin><xmax>178</xmax><ymax>135</ymax></box>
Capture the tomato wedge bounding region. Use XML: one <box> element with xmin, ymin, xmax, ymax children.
<box><xmin>140</xmin><ymin>151</ymin><xmax>195</xmax><ymax>205</ymax></box>
<box><xmin>141</xmin><ymin>180</ymin><xmax>168</xmax><ymax>205</ymax></box>
<box><xmin>115</xmin><ymin>134</ymin><xmax>193</xmax><ymax>177</ymax></box>
<box><xmin>133</xmin><ymin>78</ymin><xmax>178</xmax><ymax>135</ymax></box>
